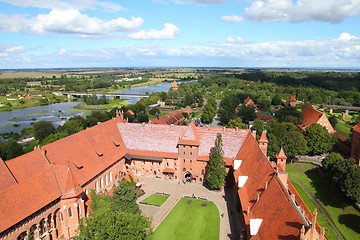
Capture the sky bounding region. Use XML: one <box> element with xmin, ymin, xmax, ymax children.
<box><xmin>0</xmin><ymin>0</ymin><xmax>359</xmax><ymax>69</ymax></box>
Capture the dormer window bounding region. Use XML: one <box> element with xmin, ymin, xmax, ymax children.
<box><xmin>94</xmin><ymin>149</ymin><xmax>103</xmax><ymax>157</ymax></box>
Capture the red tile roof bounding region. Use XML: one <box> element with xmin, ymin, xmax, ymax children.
<box><xmin>258</xmin><ymin>132</ymin><xmax>268</xmax><ymax>143</ymax></box>
<box><xmin>298</xmin><ymin>104</ymin><xmax>322</xmax><ymax>131</ymax></box>
<box><xmin>0</xmin><ymin>167</ymin><xmax>61</xmax><ymax>233</ymax></box>
<box><xmin>353</xmin><ymin>122</ymin><xmax>360</xmax><ymax>133</ymax></box>
<box><xmin>290</xmin><ymin>96</ymin><xmax>297</xmax><ymax>102</ymax></box>
<box><xmin>151</xmin><ymin>110</ymin><xmax>185</xmax><ymax>125</ymax></box>
<box><xmin>0</xmin><ymin>159</ymin><xmax>17</xmax><ymax>192</ymax></box>
<box><xmin>256</xmin><ymin>112</ymin><xmax>274</xmax><ymax>121</ymax></box>
<box><xmin>171</xmin><ymin>80</ymin><xmax>178</xmax><ymax>88</ymax></box>
<box><xmin>163</xmin><ymin>168</ymin><xmax>175</xmax><ymax>174</ymax></box>
<box><xmin>182</xmin><ymin>106</ymin><xmax>193</xmax><ymax>115</ymax></box>
<box><xmin>178</xmin><ymin>121</ymin><xmax>200</xmax><ymax>146</ymax></box>
<box><xmin>276</xmin><ymin>148</ymin><xmax>287</xmax><ymax>159</ymax></box>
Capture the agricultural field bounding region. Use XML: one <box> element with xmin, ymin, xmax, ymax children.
<box><xmin>153</xmin><ymin>198</ymin><xmax>220</xmax><ymax>240</ymax></box>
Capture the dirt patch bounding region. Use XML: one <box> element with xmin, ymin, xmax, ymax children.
<box><xmin>187</xmin><ymin>200</ymin><xmax>192</xmax><ymax>204</ymax></box>
<box><xmin>201</xmin><ymin>203</ymin><xmax>208</xmax><ymax>207</ymax></box>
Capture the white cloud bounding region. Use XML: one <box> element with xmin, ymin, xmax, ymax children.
<box><xmin>0</xmin><ymin>0</ymin><xmax>124</xmax><ymax>11</ymax></box>
<box><xmin>226</xmin><ymin>36</ymin><xmax>248</xmax><ymax>44</ymax></box>
<box><xmin>245</xmin><ymin>0</ymin><xmax>360</xmax><ymax>23</ymax></box>
<box><xmin>128</xmin><ymin>23</ymin><xmax>180</xmax><ymax>40</ymax></box>
<box><xmin>0</xmin><ymin>45</ymin><xmax>25</xmax><ymax>57</ymax></box>
<box><xmin>221</xmin><ymin>15</ymin><xmax>244</xmax><ymax>23</ymax></box>
<box><xmin>338</xmin><ymin>33</ymin><xmax>359</xmax><ymax>41</ymax></box>
<box><xmin>168</xmin><ymin>0</ymin><xmax>226</xmax><ymax>3</ymax></box>
<box><xmin>0</xmin><ymin>9</ymin><xmax>143</xmax><ymax>38</ymax></box>
<box><xmin>59</xmin><ymin>48</ymin><xmax>66</xmax><ymax>55</ymax></box>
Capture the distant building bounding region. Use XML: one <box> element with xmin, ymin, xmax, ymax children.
<box><xmin>256</xmin><ymin>112</ymin><xmax>274</xmax><ymax>122</ymax></box>
<box><xmin>151</xmin><ymin>110</ymin><xmax>185</xmax><ymax>125</ymax></box>
<box><xmin>289</xmin><ymin>96</ymin><xmax>297</xmax><ymax>107</ymax></box>
<box><xmin>171</xmin><ymin>80</ymin><xmax>178</xmax><ymax>91</ymax></box>
<box><xmin>351</xmin><ymin>122</ymin><xmax>360</xmax><ymax>165</ymax></box>
<box><xmin>244</xmin><ymin>97</ymin><xmax>258</xmax><ymax>110</ymax></box>
<box><xmin>182</xmin><ymin>106</ymin><xmax>193</xmax><ymax>118</ymax></box>
<box><xmin>298</xmin><ymin>104</ymin><xmax>335</xmax><ymax>134</ymax></box>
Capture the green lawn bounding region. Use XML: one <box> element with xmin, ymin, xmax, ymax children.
<box><xmin>287</xmin><ymin>162</ymin><xmax>360</xmax><ymax>240</ymax></box>
<box><xmin>141</xmin><ymin>194</ymin><xmax>169</xmax><ymax>206</ymax></box>
<box><xmin>153</xmin><ymin>198</ymin><xmax>220</xmax><ymax>240</ymax></box>
<box><xmin>334</xmin><ymin>120</ymin><xmax>352</xmax><ymax>140</ymax></box>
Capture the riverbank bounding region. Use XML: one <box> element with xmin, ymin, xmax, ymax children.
<box><xmin>73</xmin><ymin>98</ymin><xmax>126</xmax><ymax>111</ymax></box>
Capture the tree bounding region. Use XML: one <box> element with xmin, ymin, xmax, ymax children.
<box><xmin>283</xmin><ymin>131</ymin><xmax>308</xmax><ymax>159</ymax></box>
<box><xmin>276</xmin><ymin>106</ymin><xmax>302</xmax><ymax>123</ymax></box>
<box><xmin>206</xmin><ymin>133</ymin><xmax>227</xmax><ymax>190</ymax></box>
<box><xmin>33</xmin><ymin>121</ymin><xmax>56</xmax><ymax>142</ymax></box>
<box><xmin>41</xmin><ymin>131</ymin><xmax>68</xmax><ymax>145</ymax></box>
<box><xmin>304</xmin><ymin>123</ymin><xmax>336</xmax><ymax>155</ymax></box>
<box><xmin>272</xmin><ymin>94</ymin><xmax>282</xmax><ymax>106</ymax></box>
<box><xmin>238</xmin><ymin>105</ymin><xmax>257</xmax><ymax>123</ymax></box>
<box><xmin>227</xmin><ymin>117</ymin><xmax>246</xmax><ymax>129</ymax></box>
<box><xmin>251</xmin><ymin>118</ymin><xmax>264</xmax><ymax>140</ymax></box>
<box><xmin>57</xmin><ymin>119</ymin><xmax>84</xmax><ymax>136</ymax></box>
<box><xmin>201</xmin><ymin>103</ymin><xmax>215</xmax><ymax>123</ymax></box>
<box><xmin>328</xmin><ymin>115</ymin><xmax>337</xmax><ymax>128</ymax></box>
<box><xmin>110</xmin><ymin>179</ymin><xmax>139</xmax><ymax>215</ymax></box>
<box><xmin>0</xmin><ymin>140</ymin><xmax>24</xmax><ymax>161</ymax></box>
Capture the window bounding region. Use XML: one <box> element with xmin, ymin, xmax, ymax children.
<box><xmin>190</xmin><ymin>152</ymin><xmax>192</xmax><ymax>155</ymax></box>
<box><xmin>105</xmin><ymin>174</ymin><xmax>108</xmax><ymax>185</ymax></box>
<box><xmin>183</xmin><ymin>168</ymin><xmax>186</xmax><ymax>171</ymax></box>
<box><xmin>59</xmin><ymin>212</ymin><xmax>63</xmax><ymax>222</ymax></box>
<box><xmin>190</xmin><ymin>160</ymin><xmax>192</xmax><ymax>163</ymax></box>
<box><xmin>183</xmin><ymin>159</ymin><xmax>185</xmax><ymax>163</ymax></box>
<box><xmin>202</xmin><ymin>169</ymin><xmax>204</xmax><ymax>175</ymax></box>
<box><xmin>109</xmin><ymin>171</ymin><xmax>112</xmax><ymax>182</ymax></box>
<box><xmin>158</xmin><ymin>162</ymin><xmax>161</xmax><ymax>167</ymax></box>
<box><xmin>142</xmin><ymin>161</ymin><xmax>145</xmax><ymax>165</ymax></box>
<box><xmin>85</xmin><ymin>189</ymin><xmax>88</xmax><ymax>195</ymax></box>
<box><xmin>166</xmin><ymin>162</ymin><xmax>169</xmax><ymax>167</ymax></box>
<box><xmin>184</xmin><ymin>151</ymin><xmax>185</xmax><ymax>155</ymax></box>
<box><xmin>190</xmin><ymin>168</ymin><xmax>192</xmax><ymax>171</ymax></box>
<box><xmin>96</xmin><ymin>181</ymin><xmax>99</xmax><ymax>193</ymax></box>
<box><xmin>133</xmin><ymin>161</ymin><xmax>135</xmax><ymax>166</ymax></box>
<box><xmin>68</xmin><ymin>208</ymin><xmax>72</xmax><ymax>218</ymax></box>
<box><xmin>100</xmin><ymin>178</ymin><xmax>104</xmax><ymax>189</ymax></box>
<box><xmin>151</xmin><ymin>161</ymin><xmax>153</xmax><ymax>166</ymax></box>
<box><xmin>174</xmin><ymin>162</ymin><xmax>176</xmax><ymax>166</ymax></box>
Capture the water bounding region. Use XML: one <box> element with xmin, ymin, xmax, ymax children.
<box><xmin>0</xmin><ymin>101</ymin><xmax>83</xmax><ymax>134</ymax></box>
<box><xmin>116</xmin><ymin>81</ymin><xmax>182</xmax><ymax>104</ymax></box>
<box><xmin>0</xmin><ymin>80</ymin><xmax>190</xmax><ymax>134</ymax></box>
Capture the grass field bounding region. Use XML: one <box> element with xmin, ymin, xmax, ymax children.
<box><xmin>153</xmin><ymin>198</ymin><xmax>220</xmax><ymax>240</ymax></box>
<box><xmin>141</xmin><ymin>194</ymin><xmax>169</xmax><ymax>206</ymax></box>
<box><xmin>334</xmin><ymin>120</ymin><xmax>352</xmax><ymax>140</ymax></box>
<box><xmin>287</xmin><ymin>162</ymin><xmax>360</xmax><ymax>240</ymax></box>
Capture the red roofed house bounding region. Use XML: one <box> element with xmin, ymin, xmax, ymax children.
<box><xmin>298</xmin><ymin>104</ymin><xmax>335</xmax><ymax>134</ymax></box>
<box><xmin>0</xmin><ymin>112</ymin><xmax>324</xmax><ymax>240</ymax></box>
<box><xmin>170</xmin><ymin>80</ymin><xmax>178</xmax><ymax>91</ymax></box>
<box><xmin>244</xmin><ymin>97</ymin><xmax>258</xmax><ymax>110</ymax></box>
<box><xmin>289</xmin><ymin>96</ymin><xmax>297</xmax><ymax>107</ymax></box>
<box><xmin>351</xmin><ymin>122</ymin><xmax>360</xmax><ymax>165</ymax></box>
<box><xmin>151</xmin><ymin>110</ymin><xmax>185</xmax><ymax>125</ymax></box>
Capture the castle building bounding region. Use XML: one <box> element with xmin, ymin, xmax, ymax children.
<box><xmin>170</xmin><ymin>80</ymin><xmax>178</xmax><ymax>91</ymax></box>
<box><xmin>289</xmin><ymin>96</ymin><xmax>297</xmax><ymax>107</ymax></box>
<box><xmin>351</xmin><ymin>122</ymin><xmax>360</xmax><ymax>165</ymax></box>
<box><xmin>0</xmin><ymin>112</ymin><xmax>324</xmax><ymax>240</ymax></box>
<box><xmin>298</xmin><ymin>104</ymin><xmax>335</xmax><ymax>134</ymax></box>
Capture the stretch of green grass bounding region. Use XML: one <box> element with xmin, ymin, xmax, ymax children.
<box><xmin>141</xmin><ymin>194</ymin><xmax>169</xmax><ymax>206</ymax></box>
<box><xmin>153</xmin><ymin>198</ymin><xmax>220</xmax><ymax>240</ymax></box>
<box><xmin>334</xmin><ymin>120</ymin><xmax>352</xmax><ymax>140</ymax></box>
<box><xmin>287</xmin><ymin>162</ymin><xmax>360</xmax><ymax>240</ymax></box>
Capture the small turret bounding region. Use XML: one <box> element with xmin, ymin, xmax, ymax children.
<box><xmin>276</xmin><ymin>148</ymin><xmax>287</xmax><ymax>172</ymax></box>
<box><xmin>258</xmin><ymin>131</ymin><xmax>268</xmax><ymax>156</ymax></box>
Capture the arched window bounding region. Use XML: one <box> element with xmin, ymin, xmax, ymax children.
<box><xmin>105</xmin><ymin>174</ymin><xmax>108</xmax><ymax>186</ymax></box>
<box><xmin>59</xmin><ymin>212</ymin><xmax>63</xmax><ymax>222</ymax></box>
<box><xmin>201</xmin><ymin>169</ymin><xmax>204</xmax><ymax>175</ymax></box>
<box><xmin>109</xmin><ymin>171</ymin><xmax>112</xmax><ymax>182</ymax></box>
<box><xmin>151</xmin><ymin>161</ymin><xmax>153</xmax><ymax>166</ymax></box>
<box><xmin>68</xmin><ymin>208</ymin><xmax>72</xmax><ymax>218</ymax></box>
<box><xmin>158</xmin><ymin>162</ymin><xmax>161</xmax><ymax>167</ymax></box>
<box><xmin>100</xmin><ymin>178</ymin><xmax>104</xmax><ymax>189</ymax></box>
<box><xmin>85</xmin><ymin>189</ymin><xmax>88</xmax><ymax>195</ymax></box>
<box><xmin>142</xmin><ymin>161</ymin><xmax>145</xmax><ymax>165</ymax></box>
<box><xmin>166</xmin><ymin>162</ymin><xmax>169</xmax><ymax>167</ymax></box>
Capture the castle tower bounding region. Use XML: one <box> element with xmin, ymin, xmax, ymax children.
<box><xmin>276</xmin><ymin>148</ymin><xmax>287</xmax><ymax>172</ymax></box>
<box><xmin>171</xmin><ymin>80</ymin><xmax>178</xmax><ymax>91</ymax></box>
<box><xmin>258</xmin><ymin>131</ymin><xmax>268</xmax><ymax>156</ymax></box>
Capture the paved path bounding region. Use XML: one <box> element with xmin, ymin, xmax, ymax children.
<box><xmin>297</xmin><ymin>155</ymin><xmax>325</xmax><ymax>166</ymax></box>
<box><xmin>289</xmin><ymin>177</ymin><xmax>346</xmax><ymax>240</ymax></box>
<box><xmin>136</xmin><ymin>176</ymin><xmax>242</xmax><ymax>240</ymax></box>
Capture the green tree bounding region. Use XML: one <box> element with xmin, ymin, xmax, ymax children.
<box><xmin>201</xmin><ymin>103</ymin><xmax>215</xmax><ymax>123</ymax></box>
<box><xmin>304</xmin><ymin>123</ymin><xmax>336</xmax><ymax>155</ymax></box>
<box><xmin>110</xmin><ymin>179</ymin><xmax>139</xmax><ymax>214</ymax></box>
<box><xmin>227</xmin><ymin>117</ymin><xmax>246</xmax><ymax>129</ymax></box>
<box><xmin>276</xmin><ymin>106</ymin><xmax>302</xmax><ymax>123</ymax></box>
<box><xmin>41</xmin><ymin>131</ymin><xmax>68</xmax><ymax>145</ymax></box>
<box><xmin>0</xmin><ymin>140</ymin><xmax>24</xmax><ymax>161</ymax></box>
<box><xmin>238</xmin><ymin>105</ymin><xmax>257</xmax><ymax>123</ymax></box>
<box><xmin>57</xmin><ymin>119</ymin><xmax>84</xmax><ymax>136</ymax></box>
<box><xmin>251</xmin><ymin>118</ymin><xmax>264</xmax><ymax>140</ymax></box>
<box><xmin>206</xmin><ymin>133</ymin><xmax>227</xmax><ymax>190</ymax></box>
<box><xmin>328</xmin><ymin>115</ymin><xmax>337</xmax><ymax>128</ymax></box>
<box><xmin>283</xmin><ymin>131</ymin><xmax>308</xmax><ymax>159</ymax></box>
<box><xmin>271</xmin><ymin>94</ymin><xmax>282</xmax><ymax>106</ymax></box>
<box><xmin>32</xmin><ymin>121</ymin><xmax>56</xmax><ymax>142</ymax></box>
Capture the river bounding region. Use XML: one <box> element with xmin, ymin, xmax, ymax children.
<box><xmin>0</xmin><ymin>81</ymin><xmax>184</xmax><ymax>134</ymax></box>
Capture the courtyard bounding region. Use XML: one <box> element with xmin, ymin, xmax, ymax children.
<box><xmin>136</xmin><ymin>176</ymin><xmax>242</xmax><ymax>240</ymax></box>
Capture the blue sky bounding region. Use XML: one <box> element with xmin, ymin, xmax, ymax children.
<box><xmin>0</xmin><ymin>0</ymin><xmax>359</xmax><ymax>69</ymax></box>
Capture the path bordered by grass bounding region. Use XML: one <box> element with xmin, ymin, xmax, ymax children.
<box><xmin>153</xmin><ymin>198</ymin><xmax>220</xmax><ymax>240</ymax></box>
<box><xmin>141</xmin><ymin>194</ymin><xmax>169</xmax><ymax>206</ymax></box>
<box><xmin>287</xmin><ymin>162</ymin><xmax>360</xmax><ymax>240</ymax></box>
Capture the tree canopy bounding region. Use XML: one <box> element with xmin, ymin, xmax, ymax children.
<box><xmin>304</xmin><ymin>123</ymin><xmax>336</xmax><ymax>155</ymax></box>
<box><xmin>33</xmin><ymin>121</ymin><xmax>56</xmax><ymax>141</ymax></box>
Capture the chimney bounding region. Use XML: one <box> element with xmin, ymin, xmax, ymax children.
<box><xmin>223</xmin><ymin>126</ymin><xmax>226</xmax><ymax>133</ymax></box>
<box><xmin>300</xmin><ymin>225</ymin><xmax>305</xmax><ymax>240</ymax></box>
<box><xmin>142</xmin><ymin>122</ymin><xmax>145</xmax><ymax>127</ymax></box>
<box><xmin>278</xmin><ymin>172</ymin><xmax>288</xmax><ymax>190</ymax></box>
<box><xmin>170</xmin><ymin>124</ymin><xmax>173</xmax><ymax>130</ymax></box>
<box><xmin>251</xmin><ymin>130</ymin><xmax>256</xmax><ymax>139</ymax></box>
<box><xmin>265</xmin><ymin>181</ymin><xmax>268</xmax><ymax>190</ymax></box>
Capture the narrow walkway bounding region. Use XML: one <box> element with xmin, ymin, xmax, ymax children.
<box><xmin>289</xmin><ymin>177</ymin><xmax>346</xmax><ymax>240</ymax></box>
